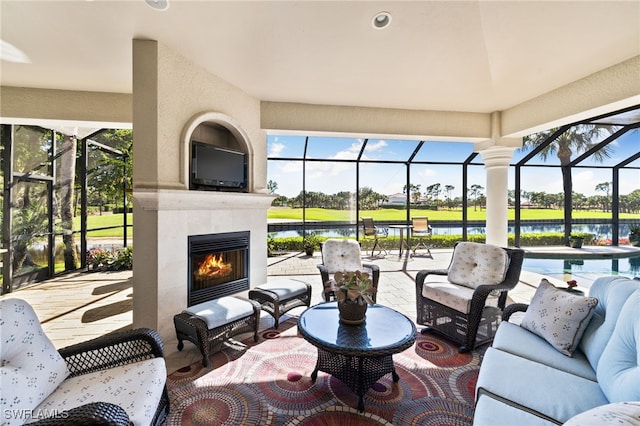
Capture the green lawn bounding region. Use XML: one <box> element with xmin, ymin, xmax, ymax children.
<box><xmin>268</xmin><ymin>207</ymin><xmax>636</xmax><ymax>221</ymax></box>
<box><xmin>75</xmin><ymin>213</ymin><xmax>133</xmax><ymax>238</ymax></box>
<box><xmin>71</xmin><ymin>208</ymin><xmax>634</xmax><ymax>239</ymax></box>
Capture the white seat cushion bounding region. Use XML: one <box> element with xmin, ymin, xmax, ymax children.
<box><xmin>256</xmin><ymin>279</ymin><xmax>308</xmax><ymax>299</ymax></box>
<box><xmin>422</xmin><ymin>275</ymin><xmax>499</xmax><ymax>314</ymax></box>
<box><xmin>447</xmin><ymin>242</ymin><xmax>508</xmax><ymax>289</ymax></box>
<box><xmin>33</xmin><ymin>358</ymin><xmax>166</xmax><ymax>425</ymax></box>
<box><xmin>0</xmin><ymin>298</ymin><xmax>70</xmax><ymax>426</ymax></box>
<box><xmin>184</xmin><ymin>296</ymin><xmax>255</xmax><ymax>330</ymax></box>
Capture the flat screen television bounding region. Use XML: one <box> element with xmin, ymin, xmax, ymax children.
<box><xmin>191</xmin><ymin>141</ymin><xmax>247</xmax><ymax>191</ymax></box>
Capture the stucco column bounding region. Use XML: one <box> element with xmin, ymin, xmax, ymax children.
<box><xmin>479</xmin><ymin>147</ymin><xmax>515</xmax><ymax>247</ymax></box>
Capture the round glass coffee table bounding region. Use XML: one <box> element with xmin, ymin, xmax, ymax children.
<box><xmin>298</xmin><ymin>302</ymin><xmax>417</xmax><ymax>411</ymax></box>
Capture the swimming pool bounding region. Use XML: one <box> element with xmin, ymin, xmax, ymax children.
<box><xmin>522</xmin><ymin>254</ymin><xmax>639</xmax><ymax>288</ymax></box>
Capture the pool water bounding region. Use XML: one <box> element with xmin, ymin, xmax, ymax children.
<box><xmin>522</xmin><ymin>255</ymin><xmax>639</xmax><ymax>289</ymax></box>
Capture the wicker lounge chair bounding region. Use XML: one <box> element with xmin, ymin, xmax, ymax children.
<box><xmin>415</xmin><ymin>242</ymin><xmax>524</xmax><ymax>352</ymax></box>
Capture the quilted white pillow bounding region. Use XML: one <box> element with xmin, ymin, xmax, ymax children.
<box><xmin>0</xmin><ymin>298</ymin><xmax>70</xmax><ymax>426</ymax></box>
<box><xmin>520</xmin><ymin>279</ymin><xmax>599</xmax><ymax>356</ymax></box>
<box><xmin>447</xmin><ymin>242</ymin><xmax>508</xmax><ymax>289</ymax></box>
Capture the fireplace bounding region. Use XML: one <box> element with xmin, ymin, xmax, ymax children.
<box><xmin>188</xmin><ymin>231</ymin><xmax>250</xmax><ymax>306</ymax></box>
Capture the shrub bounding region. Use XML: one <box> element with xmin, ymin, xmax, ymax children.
<box><xmin>112</xmin><ymin>206</ymin><xmax>133</xmax><ymax>214</ymax></box>
<box><xmin>266</xmin><ymin>232</ymin><xmax>597</xmax><ymax>252</ymax></box>
<box><xmin>87</xmin><ymin>247</ymin><xmax>133</xmax><ymax>271</ymax></box>
<box><xmin>303</xmin><ymin>235</ymin><xmax>321</xmax><ymax>250</ymax></box>
<box><xmin>112</xmin><ymin>246</ymin><xmax>133</xmax><ymax>270</ymax></box>
<box><xmin>87</xmin><ymin>248</ymin><xmax>113</xmax><ymax>271</ymax></box>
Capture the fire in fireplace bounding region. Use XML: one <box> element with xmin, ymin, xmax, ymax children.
<box><xmin>188</xmin><ymin>231</ymin><xmax>249</xmax><ymax>306</ymax></box>
<box><xmin>194</xmin><ymin>253</ymin><xmax>234</xmax><ymax>282</ymax></box>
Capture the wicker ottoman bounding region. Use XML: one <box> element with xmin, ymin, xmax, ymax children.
<box><xmin>249</xmin><ymin>279</ymin><xmax>312</xmax><ymax>329</ymax></box>
<box><xmin>173</xmin><ymin>296</ymin><xmax>260</xmax><ymax>367</ymax></box>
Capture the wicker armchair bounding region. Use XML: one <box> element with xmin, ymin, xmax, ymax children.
<box><xmin>317</xmin><ymin>238</ymin><xmax>380</xmax><ymax>303</ymax></box>
<box><xmin>415</xmin><ymin>242</ymin><xmax>524</xmax><ymax>353</ymax></box>
<box><xmin>0</xmin><ymin>298</ymin><xmax>169</xmax><ymax>426</ymax></box>
<box><xmin>51</xmin><ymin>328</ymin><xmax>170</xmax><ymax>426</ymax></box>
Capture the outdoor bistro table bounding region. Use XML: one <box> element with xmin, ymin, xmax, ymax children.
<box><xmin>298</xmin><ymin>302</ymin><xmax>417</xmax><ymax>411</ymax></box>
<box><xmin>388</xmin><ymin>224</ymin><xmax>412</xmax><ymax>257</ymax></box>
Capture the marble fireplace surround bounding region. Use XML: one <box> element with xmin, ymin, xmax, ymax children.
<box><xmin>133</xmin><ymin>189</ymin><xmax>273</xmax><ymax>353</ymax></box>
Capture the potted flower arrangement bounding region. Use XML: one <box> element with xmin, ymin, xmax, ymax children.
<box><xmin>330</xmin><ymin>270</ymin><xmax>376</xmax><ymax>325</ymax></box>
<box><xmin>87</xmin><ymin>248</ymin><xmax>114</xmax><ymax>271</ymax></box>
<box><xmin>303</xmin><ymin>235</ymin><xmax>321</xmax><ymax>256</ymax></box>
<box><xmin>629</xmin><ymin>224</ymin><xmax>640</xmax><ymax>247</ymax></box>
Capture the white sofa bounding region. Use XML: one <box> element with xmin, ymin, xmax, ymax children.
<box><xmin>0</xmin><ymin>298</ymin><xmax>169</xmax><ymax>425</ymax></box>
<box><xmin>473</xmin><ymin>276</ymin><xmax>640</xmax><ymax>425</ymax></box>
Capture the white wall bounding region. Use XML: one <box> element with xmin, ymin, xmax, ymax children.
<box><xmin>131</xmin><ymin>39</ymin><xmax>272</xmax><ymax>351</ymax></box>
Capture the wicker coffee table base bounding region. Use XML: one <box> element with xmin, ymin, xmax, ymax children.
<box><xmin>311</xmin><ymin>348</ymin><xmax>399</xmax><ymax>412</ymax></box>
<box><xmin>299</xmin><ymin>302</ymin><xmax>417</xmax><ymax>413</ymax></box>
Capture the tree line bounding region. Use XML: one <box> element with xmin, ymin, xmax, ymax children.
<box><xmin>270</xmin><ymin>186</ymin><xmax>389</xmax><ymax>210</ymax></box>
<box><xmin>269</xmin><ymin>180</ymin><xmax>640</xmax><ymax>213</ymax></box>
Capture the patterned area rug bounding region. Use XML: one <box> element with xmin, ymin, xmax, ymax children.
<box><xmin>166</xmin><ymin>319</ymin><xmax>485</xmax><ymax>425</ymax></box>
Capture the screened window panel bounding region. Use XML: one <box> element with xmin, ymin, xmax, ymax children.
<box><xmin>13</xmin><ymin>126</ymin><xmax>52</xmax><ymax>176</ymax></box>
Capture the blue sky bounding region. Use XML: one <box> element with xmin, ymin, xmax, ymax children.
<box><xmin>267</xmin><ymin>133</ymin><xmax>639</xmax><ymax>199</ymax></box>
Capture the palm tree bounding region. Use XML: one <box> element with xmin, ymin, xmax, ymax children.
<box><xmin>12</xmin><ymin>201</ymin><xmax>47</xmax><ymax>272</ymax></box>
<box><xmin>522</xmin><ymin>125</ymin><xmax>613</xmax><ymax>244</ymax></box>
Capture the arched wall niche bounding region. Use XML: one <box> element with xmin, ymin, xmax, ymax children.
<box><xmin>181</xmin><ymin>111</ymin><xmax>254</xmax><ymax>191</ymax></box>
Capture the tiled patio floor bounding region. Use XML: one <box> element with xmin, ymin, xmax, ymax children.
<box><xmin>1</xmin><ymin>245</ymin><xmax>620</xmax><ymax>373</ymax></box>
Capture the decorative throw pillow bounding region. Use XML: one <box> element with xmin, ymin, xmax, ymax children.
<box><xmin>0</xmin><ymin>298</ymin><xmax>70</xmax><ymax>426</ymax></box>
<box><xmin>447</xmin><ymin>242</ymin><xmax>508</xmax><ymax>289</ymax></box>
<box><xmin>520</xmin><ymin>279</ymin><xmax>598</xmax><ymax>356</ymax></box>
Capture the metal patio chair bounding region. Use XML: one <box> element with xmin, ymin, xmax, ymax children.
<box><xmin>410</xmin><ymin>216</ymin><xmax>433</xmax><ymax>257</ymax></box>
<box><xmin>361</xmin><ymin>217</ymin><xmax>388</xmax><ymax>256</ymax></box>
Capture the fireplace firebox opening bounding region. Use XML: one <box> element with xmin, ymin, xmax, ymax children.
<box><xmin>188</xmin><ymin>231</ymin><xmax>250</xmax><ymax>306</ymax></box>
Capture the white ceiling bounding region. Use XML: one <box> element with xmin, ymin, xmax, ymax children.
<box><xmin>1</xmin><ymin>0</ymin><xmax>639</xmax><ymax>114</ymax></box>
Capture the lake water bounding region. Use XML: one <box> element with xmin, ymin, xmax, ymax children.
<box><xmin>268</xmin><ymin>223</ymin><xmax>634</xmax><ymax>240</ymax></box>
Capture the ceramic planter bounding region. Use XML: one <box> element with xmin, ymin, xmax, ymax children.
<box><xmin>337</xmin><ymin>297</ymin><xmax>368</xmax><ymax>325</ymax></box>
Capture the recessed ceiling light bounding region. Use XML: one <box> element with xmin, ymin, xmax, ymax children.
<box><xmin>372</xmin><ymin>11</ymin><xmax>392</xmax><ymax>29</ymax></box>
<box><xmin>145</xmin><ymin>0</ymin><xmax>169</xmax><ymax>11</ymax></box>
